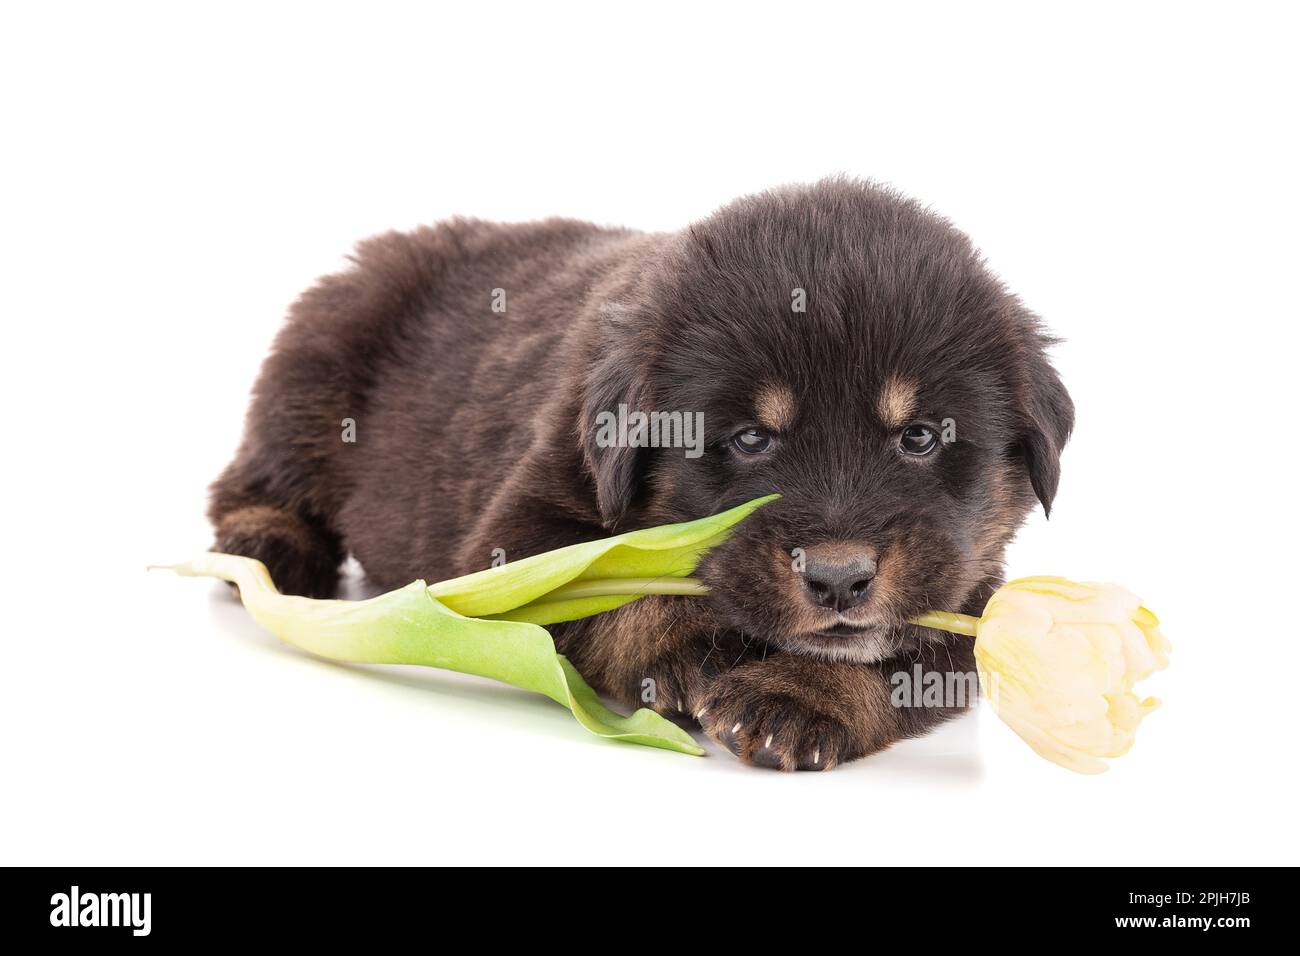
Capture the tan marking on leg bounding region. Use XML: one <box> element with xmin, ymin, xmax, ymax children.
<box><xmin>216</xmin><ymin>505</ymin><xmax>314</xmax><ymax>553</ymax></box>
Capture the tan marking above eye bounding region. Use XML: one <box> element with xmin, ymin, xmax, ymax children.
<box><xmin>754</xmin><ymin>384</ymin><xmax>797</xmax><ymax>433</ymax></box>
<box><xmin>877</xmin><ymin>375</ymin><xmax>918</xmax><ymax>429</ymax></box>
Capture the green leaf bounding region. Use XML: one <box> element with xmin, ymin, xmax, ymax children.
<box><xmin>163</xmin><ymin>553</ymin><xmax>704</xmax><ymax>755</ymax></box>
<box><xmin>426</xmin><ymin>494</ymin><xmax>777</xmax><ymax>619</ymax></box>
<box><xmin>156</xmin><ymin>496</ymin><xmax>776</xmax><ymax>755</ymax></box>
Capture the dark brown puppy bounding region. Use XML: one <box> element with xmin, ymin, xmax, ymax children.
<box><xmin>210</xmin><ymin>177</ymin><xmax>1072</xmax><ymax>771</ymax></box>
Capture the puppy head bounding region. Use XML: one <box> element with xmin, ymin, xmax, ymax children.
<box><xmin>580</xmin><ymin>179</ymin><xmax>1073</xmax><ymax>662</ymax></box>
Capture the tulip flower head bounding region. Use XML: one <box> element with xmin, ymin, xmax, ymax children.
<box><xmin>916</xmin><ymin>576</ymin><xmax>1171</xmax><ymax>774</ymax></box>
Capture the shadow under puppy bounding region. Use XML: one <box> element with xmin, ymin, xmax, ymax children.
<box><xmin>210</xmin><ymin>177</ymin><xmax>1073</xmax><ymax>771</ymax></box>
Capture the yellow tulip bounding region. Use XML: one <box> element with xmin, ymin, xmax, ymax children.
<box><xmin>914</xmin><ymin>577</ymin><xmax>1171</xmax><ymax>774</ymax></box>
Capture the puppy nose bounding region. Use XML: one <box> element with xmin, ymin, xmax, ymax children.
<box><xmin>801</xmin><ymin>545</ymin><xmax>878</xmax><ymax>612</ymax></box>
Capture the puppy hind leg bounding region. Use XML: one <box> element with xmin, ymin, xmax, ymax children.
<box><xmin>210</xmin><ymin>502</ymin><xmax>343</xmax><ymax>599</ymax></box>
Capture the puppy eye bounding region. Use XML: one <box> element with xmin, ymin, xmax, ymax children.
<box><xmin>899</xmin><ymin>424</ymin><xmax>938</xmax><ymax>456</ymax></box>
<box><xmin>733</xmin><ymin>427</ymin><xmax>774</xmax><ymax>455</ymax></box>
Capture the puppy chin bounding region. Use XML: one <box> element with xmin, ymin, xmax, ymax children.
<box><xmin>781</xmin><ymin>625</ymin><xmax>908</xmax><ymax>664</ymax></box>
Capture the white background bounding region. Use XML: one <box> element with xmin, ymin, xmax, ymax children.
<box><xmin>2</xmin><ymin>1</ymin><xmax>1297</xmax><ymax>866</ymax></box>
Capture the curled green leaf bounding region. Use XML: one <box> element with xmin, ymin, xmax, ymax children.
<box><xmin>426</xmin><ymin>494</ymin><xmax>777</xmax><ymax>621</ymax></box>
<box><xmin>162</xmin><ymin>553</ymin><xmax>704</xmax><ymax>755</ymax></box>
<box><xmin>156</xmin><ymin>496</ymin><xmax>776</xmax><ymax>755</ymax></box>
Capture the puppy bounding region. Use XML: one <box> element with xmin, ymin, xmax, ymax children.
<box><xmin>210</xmin><ymin>177</ymin><xmax>1073</xmax><ymax>770</ymax></box>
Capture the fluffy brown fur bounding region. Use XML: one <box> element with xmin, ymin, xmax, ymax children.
<box><xmin>210</xmin><ymin>177</ymin><xmax>1073</xmax><ymax>771</ymax></box>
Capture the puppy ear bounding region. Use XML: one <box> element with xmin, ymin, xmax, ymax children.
<box><xmin>579</xmin><ymin>305</ymin><xmax>651</xmax><ymax>529</ymax></box>
<box><xmin>1017</xmin><ymin>337</ymin><xmax>1074</xmax><ymax>517</ymax></box>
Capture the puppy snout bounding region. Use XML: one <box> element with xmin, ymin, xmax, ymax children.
<box><xmin>800</xmin><ymin>543</ymin><xmax>878</xmax><ymax>612</ymax></box>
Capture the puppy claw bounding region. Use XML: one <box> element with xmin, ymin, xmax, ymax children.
<box><xmin>751</xmin><ymin>745</ymin><xmax>788</xmax><ymax>771</ymax></box>
<box><xmin>717</xmin><ymin>723</ymin><xmax>744</xmax><ymax>756</ymax></box>
<box><xmin>796</xmin><ymin>749</ymin><xmax>829</xmax><ymax>772</ymax></box>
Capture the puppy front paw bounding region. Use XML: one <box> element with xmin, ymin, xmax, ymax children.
<box><xmin>628</xmin><ymin>631</ymin><xmax>759</xmax><ymax>720</ymax></box>
<box><xmin>696</xmin><ymin>666</ymin><xmax>862</xmax><ymax>771</ymax></box>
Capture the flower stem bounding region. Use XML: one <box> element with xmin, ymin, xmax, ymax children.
<box><xmin>525</xmin><ymin>577</ymin><xmax>712</xmax><ymax>603</ymax></box>
<box><xmin>907</xmin><ymin>611</ymin><xmax>980</xmax><ymax>637</ymax></box>
<box><xmin>556</xmin><ymin>577</ymin><xmax>980</xmax><ymax>638</ymax></box>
